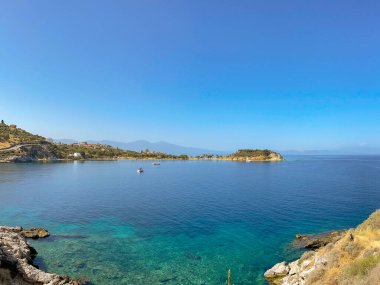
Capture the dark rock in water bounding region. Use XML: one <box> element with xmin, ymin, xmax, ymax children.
<box><xmin>293</xmin><ymin>230</ymin><xmax>346</xmax><ymax>250</ymax></box>
<box><xmin>53</xmin><ymin>234</ymin><xmax>88</xmax><ymax>239</ymax></box>
<box><xmin>159</xmin><ymin>276</ymin><xmax>177</xmax><ymax>283</ymax></box>
<box><xmin>21</xmin><ymin>227</ymin><xmax>50</xmax><ymax>239</ymax></box>
<box><xmin>75</xmin><ymin>276</ymin><xmax>91</xmax><ymax>285</ymax></box>
<box><xmin>0</xmin><ymin>226</ymin><xmax>81</xmax><ymax>284</ymax></box>
<box><xmin>184</xmin><ymin>252</ymin><xmax>202</xmax><ymax>260</ymax></box>
<box><xmin>43</xmin><ymin>234</ymin><xmax>87</xmax><ymax>242</ymax></box>
<box><xmin>29</xmin><ymin>246</ymin><xmax>38</xmax><ymax>259</ymax></box>
<box><xmin>75</xmin><ymin>261</ymin><xmax>87</xmax><ymax>269</ymax></box>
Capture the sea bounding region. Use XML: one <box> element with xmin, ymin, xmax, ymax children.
<box><xmin>0</xmin><ymin>155</ymin><xmax>379</xmax><ymax>284</ymax></box>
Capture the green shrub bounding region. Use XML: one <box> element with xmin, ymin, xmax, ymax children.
<box><xmin>346</xmin><ymin>254</ymin><xmax>380</xmax><ymax>277</ymax></box>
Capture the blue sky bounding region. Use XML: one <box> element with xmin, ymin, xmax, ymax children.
<box><xmin>1</xmin><ymin>1</ymin><xmax>380</xmax><ymax>152</ymax></box>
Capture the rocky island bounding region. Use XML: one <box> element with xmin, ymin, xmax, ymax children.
<box><xmin>219</xmin><ymin>149</ymin><xmax>283</xmax><ymax>162</ymax></box>
<box><xmin>0</xmin><ymin>226</ymin><xmax>84</xmax><ymax>285</ymax></box>
<box><xmin>265</xmin><ymin>210</ymin><xmax>380</xmax><ymax>285</ymax></box>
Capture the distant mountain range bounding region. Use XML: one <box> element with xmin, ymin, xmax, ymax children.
<box><xmin>55</xmin><ymin>139</ymin><xmax>229</xmax><ymax>156</ymax></box>
<box><xmin>55</xmin><ymin>139</ymin><xmax>380</xmax><ymax>156</ymax></box>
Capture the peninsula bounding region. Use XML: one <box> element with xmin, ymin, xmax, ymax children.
<box><xmin>0</xmin><ymin>122</ymin><xmax>283</xmax><ymax>163</ymax></box>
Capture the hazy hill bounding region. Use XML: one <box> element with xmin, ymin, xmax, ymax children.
<box><xmin>55</xmin><ymin>139</ymin><xmax>227</xmax><ymax>156</ymax></box>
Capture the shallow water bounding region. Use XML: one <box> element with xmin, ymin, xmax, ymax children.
<box><xmin>0</xmin><ymin>156</ymin><xmax>379</xmax><ymax>284</ymax></box>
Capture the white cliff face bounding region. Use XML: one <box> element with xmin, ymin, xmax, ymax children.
<box><xmin>0</xmin><ymin>226</ymin><xmax>79</xmax><ymax>285</ymax></box>
<box><xmin>264</xmin><ymin>261</ymin><xmax>290</xmax><ymax>279</ymax></box>
<box><xmin>268</xmin><ymin>152</ymin><xmax>283</xmax><ymax>161</ymax></box>
<box><xmin>264</xmin><ymin>251</ymin><xmax>326</xmax><ymax>285</ymax></box>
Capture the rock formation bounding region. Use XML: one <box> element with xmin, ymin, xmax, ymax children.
<box><xmin>0</xmin><ymin>226</ymin><xmax>82</xmax><ymax>285</ymax></box>
<box><xmin>264</xmin><ymin>210</ymin><xmax>380</xmax><ymax>285</ymax></box>
<box><xmin>293</xmin><ymin>230</ymin><xmax>346</xmax><ymax>250</ymax></box>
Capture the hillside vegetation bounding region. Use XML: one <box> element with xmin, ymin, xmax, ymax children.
<box><xmin>0</xmin><ymin>122</ymin><xmax>281</xmax><ymax>162</ymax></box>
<box><xmin>0</xmin><ymin>121</ymin><xmax>46</xmax><ymax>149</ymax></box>
<box><xmin>54</xmin><ymin>143</ymin><xmax>186</xmax><ymax>160</ymax></box>
<box><xmin>0</xmin><ymin>122</ymin><xmax>188</xmax><ymax>162</ymax></box>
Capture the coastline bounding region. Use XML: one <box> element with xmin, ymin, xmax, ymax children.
<box><xmin>0</xmin><ymin>226</ymin><xmax>85</xmax><ymax>285</ymax></box>
<box><xmin>264</xmin><ymin>210</ymin><xmax>380</xmax><ymax>285</ymax></box>
<box><xmin>0</xmin><ymin>125</ymin><xmax>284</xmax><ymax>163</ymax></box>
<box><xmin>0</xmin><ymin>154</ymin><xmax>284</xmax><ymax>163</ymax></box>
<box><xmin>0</xmin><ymin>157</ymin><xmax>284</xmax><ymax>163</ymax></box>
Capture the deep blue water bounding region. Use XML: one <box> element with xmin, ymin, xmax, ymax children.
<box><xmin>0</xmin><ymin>156</ymin><xmax>379</xmax><ymax>284</ymax></box>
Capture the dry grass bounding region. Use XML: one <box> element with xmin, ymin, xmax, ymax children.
<box><xmin>305</xmin><ymin>268</ymin><xmax>326</xmax><ymax>285</ymax></box>
<box><xmin>346</xmin><ymin>254</ymin><xmax>380</xmax><ymax>277</ymax></box>
<box><xmin>298</xmin><ymin>251</ymin><xmax>315</xmax><ymax>266</ymax></box>
<box><xmin>0</xmin><ymin>142</ymin><xmax>11</xmax><ymax>149</ymax></box>
<box><xmin>300</xmin><ymin>210</ymin><xmax>380</xmax><ymax>285</ymax></box>
<box><xmin>361</xmin><ymin>263</ymin><xmax>380</xmax><ymax>285</ymax></box>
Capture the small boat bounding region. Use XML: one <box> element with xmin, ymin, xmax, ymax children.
<box><xmin>137</xmin><ymin>167</ymin><xmax>144</xmax><ymax>173</ymax></box>
<box><xmin>152</xmin><ymin>162</ymin><xmax>160</xmax><ymax>165</ymax></box>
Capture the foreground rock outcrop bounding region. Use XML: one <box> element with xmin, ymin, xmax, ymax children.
<box><xmin>293</xmin><ymin>230</ymin><xmax>347</xmax><ymax>250</ymax></box>
<box><xmin>265</xmin><ymin>210</ymin><xmax>380</xmax><ymax>285</ymax></box>
<box><xmin>20</xmin><ymin>228</ymin><xmax>50</xmax><ymax>239</ymax></box>
<box><xmin>0</xmin><ymin>226</ymin><xmax>81</xmax><ymax>285</ymax></box>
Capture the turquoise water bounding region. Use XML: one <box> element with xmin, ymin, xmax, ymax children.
<box><xmin>0</xmin><ymin>156</ymin><xmax>379</xmax><ymax>284</ymax></box>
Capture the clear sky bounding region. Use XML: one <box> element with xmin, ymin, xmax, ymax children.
<box><xmin>1</xmin><ymin>1</ymin><xmax>379</xmax><ymax>152</ymax></box>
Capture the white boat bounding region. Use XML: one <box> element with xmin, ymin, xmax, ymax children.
<box><xmin>152</xmin><ymin>162</ymin><xmax>160</xmax><ymax>165</ymax></box>
<box><xmin>137</xmin><ymin>168</ymin><xmax>144</xmax><ymax>173</ymax></box>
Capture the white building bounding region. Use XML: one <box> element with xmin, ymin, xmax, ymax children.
<box><xmin>73</xmin><ymin>152</ymin><xmax>81</xmax><ymax>158</ymax></box>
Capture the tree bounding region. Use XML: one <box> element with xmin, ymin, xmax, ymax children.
<box><xmin>178</xmin><ymin>154</ymin><xmax>189</xmax><ymax>160</ymax></box>
<box><xmin>1</xmin><ymin>120</ymin><xmax>4</xmax><ymax>124</ymax></box>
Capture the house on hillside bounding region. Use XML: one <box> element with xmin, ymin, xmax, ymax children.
<box><xmin>68</xmin><ymin>152</ymin><xmax>82</xmax><ymax>158</ymax></box>
<box><xmin>73</xmin><ymin>152</ymin><xmax>81</xmax><ymax>158</ymax></box>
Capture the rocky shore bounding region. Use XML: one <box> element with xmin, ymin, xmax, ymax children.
<box><xmin>0</xmin><ymin>226</ymin><xmax>83</xmax><ymax>285</ymax></box>
<box><xmin>264</xmin><ymin>210</ymin><xmax>380</xmax><ymax>285</ymax></box>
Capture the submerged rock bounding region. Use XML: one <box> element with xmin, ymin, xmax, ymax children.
<box><xmin>0</xmin><ymin>226</ymin><xmax>81</xmax><ymax>285</ymax></box>
<box><xmin>159</xmin><ymin>276</ymin><xmax>177</xmax><ymax>283</ymax></box>
<box><xmin>184</xmin><ymin>252</ymin><xmax>202</xmax><ymax>260</ymax></box>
